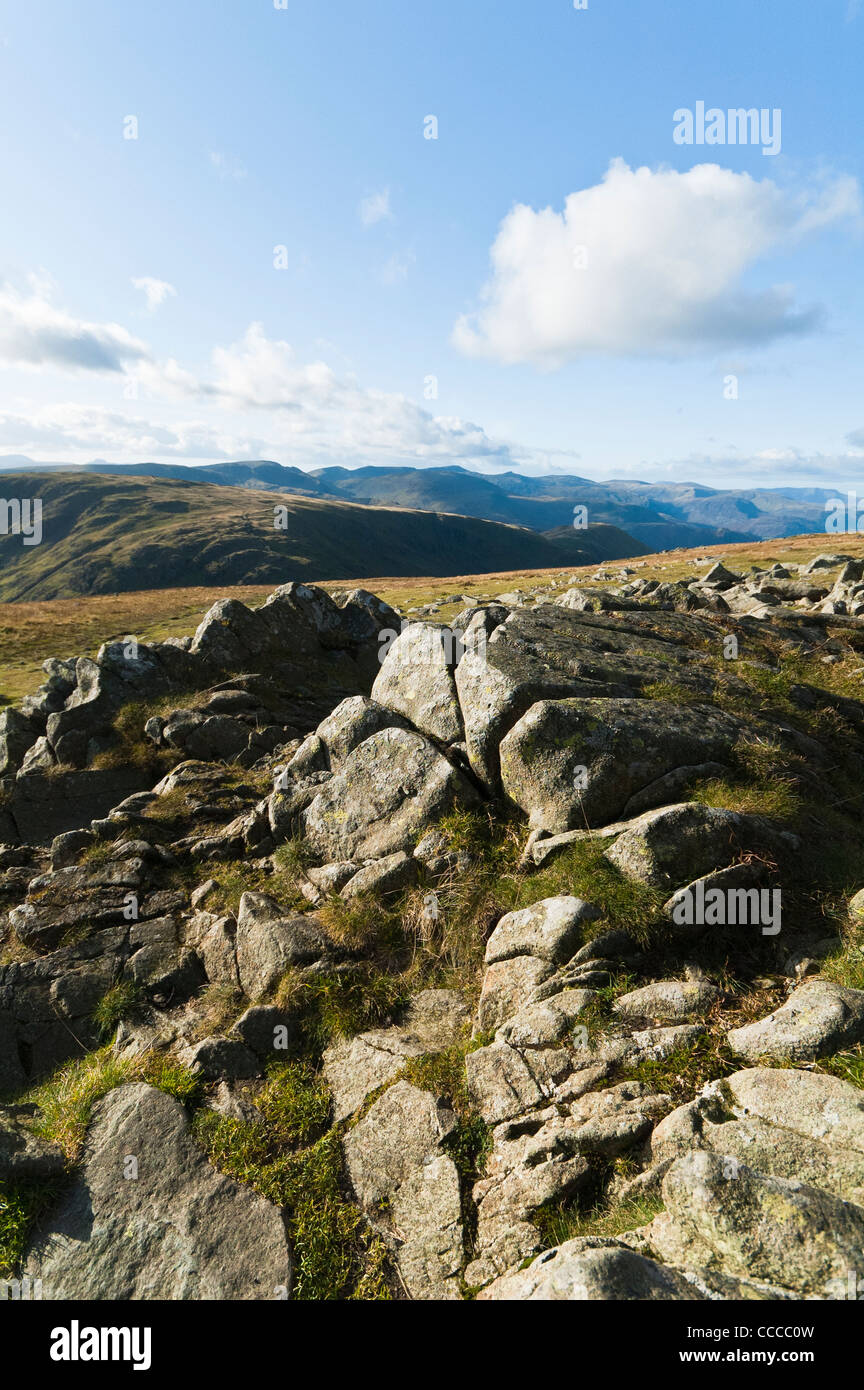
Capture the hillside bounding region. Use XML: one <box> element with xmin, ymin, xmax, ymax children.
<box><xmin>2</xmin><ymin>536</ymin><xmax>864</xmax><ymax>1305</ymax></box>
<box><xmin>2</xmin><ymin>457</ymin><xmax>837</xmax><ymax>549</ymax></box>
<box><xmin>0</xmin><ymin>471</ymin><xmax>645</xmax><ymax>603</ymax></box>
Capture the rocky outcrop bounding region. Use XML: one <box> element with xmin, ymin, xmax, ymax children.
<box><xmin>24</xmin><ymin>1084</ymin><xmax>291</xmax><ymax>1299</ymax></box>
<box><xmin>5</xmin><ymin>550</ymin><xmax>864</xmax><ymax>1303</ymax></box>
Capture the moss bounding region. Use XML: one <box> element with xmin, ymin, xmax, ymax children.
<box><xmin>92</xmin><ymin>981</ymin><xmax>146</xmax><ymax>1039</ymax></box>
<box><xmin>641</xmin><ymin>680</ymin><xmax>704</xmax><ymax>705</ymax></box>
<box><xmin>535</xmin><ymin>1190</ymin><xmax>665</xmax><ymax>1248</ymax></box>
<box><xmin>274</xmin><ymin>966</ymin><xmax>409</xmax><ymax>1051</ymax></box>
<box><xmin>399</xmin><ymin>1042</ymin><xmax>473</xmax><ymax>1118</ymax></box>
<box><xmin>192</xmin><ymin>1064</ymin><xmax>393</xmax><ymax>1300</ymax></box>
<box><xmin>512</xmin><ymin>840</ymin><xmax>666</xmax><ymax>947</ymax></box>
<box><xmin>24</xmin><ymin>1046</ymin><xmax>201</xmax><ymax>1163</ymax></box>
<box><xmin>0</xmin><ymin>1176</ymin><xmax>67</xmax><ymax>1280</ymax></box>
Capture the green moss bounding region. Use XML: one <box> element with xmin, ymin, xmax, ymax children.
<box><xmin>24</xmin><ymin>1046</ymin><xmax>201</xmax><ymax>1162</ymax></box>
<box><xmin>274</xmin><ymin>966</ymin><xmax>409</xmax><ymax>1050</ymax></box>
<box><xmin>535</xmin><ymin>1190</ymin><xmax>665</xmax><ymax>1248</ymax></box>
<box><xmin>192</xmin><ymin>1064</ymin><xmax>392</xmax><ymax>1300</ymax></box>
<box><xmin>0</xmin><ymin>1176</ymin><xmax>67</xmax><ymax>1279</ymax></box>
<box><xmin>92</xmin><ymin>981</ymin><xmax>146</xmax><ymax>1039</ymax></box>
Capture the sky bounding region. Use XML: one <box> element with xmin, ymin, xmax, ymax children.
<box><xmin>0</xmin><ymin>0</ymin><xmax>862</xmax><ymax>490</ymax></box>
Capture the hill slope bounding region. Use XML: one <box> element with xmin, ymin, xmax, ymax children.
<box><xmin>0</xmin><ymin>471</ymin><xmax>645</xmax><ymax>602</ymax></box>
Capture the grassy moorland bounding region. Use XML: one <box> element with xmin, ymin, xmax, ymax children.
<box><xmin>1</xmin><ymin>529</ymin><xmax>863</xmax><ymax>706</ymax></box>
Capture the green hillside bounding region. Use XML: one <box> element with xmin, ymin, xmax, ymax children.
<box><xmin>0</xmin><ymin>471</ymin><xmax>645</xmax><ymax>602</ymax></box>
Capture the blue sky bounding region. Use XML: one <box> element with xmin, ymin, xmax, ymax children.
<box><xmin>0</xmin><ymin>0</ymin><xmax>862</xmax><ymax>489</ymax></box>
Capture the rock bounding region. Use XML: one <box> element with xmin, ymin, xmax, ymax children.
<box><xmin>343</xmin><ymin>1081</ymin><xmax>457</xmax><ymax>1208</ymax></box>
<box><xmin>0</xmin><ymin>707</ymin><xmax>38</xmax><ymax>776</ymax></box>
<box><xmin>476</xmin><ymin>956</ymin><xmax>555</xmax><ymax>1033</ymax></box>
<box><xmin>649</xmin><ymin>1068</ymin><xmax>864</xmax><ymax>1202</ymax></box>
<box><xmin>614</xmin><ymin>978</ymin><xmax>719</xmax><ymax>1023</ymax></box>
<box><xmin>648</xmin><ymin>1149</ymin><xmax>864</xmax><ymax>1297</ymax></box>
<box><xmin>604</xmin><ymin>802</ymin><xmax>796</xmax><ymax>889</ymax></box>
<box><xmin>232</xmin><ymin>1005</ymin><xmax>300</xmax><ymax>1059</ymax></box>
<box><xmin>801</xmin><ymin>554</ymin><xmax>853</xmax><ymax>574</ymax></box>
<box><xmin>324</xmin><ymin>1031</ymin><xmax>428</xmax><ymax>1123</ymax></box>
<box><xmin>235</xmin><ymin>893</ymin><xmax>333</xmax><ymax>997</ymax></box>
<box><xmin>0</xmin><ymin>1106</ymin><xmax>65</xmax><ymax>1179</ymax></box>
<box><xmin>181</xmin><ymin>1037</ymin><xmax>261</xmax><ymax>1080</ymax></box>
<box><xmin>465</xmin><ymin>1041</ymin><xmax>549</xmax><ymax>1124</ymax></box>
<box><xmin>372</xmin><ymin>624</ymin><xmax>463</xmax><ymax>744</ymax></box>
<box><xmin>498</xmin><ymin>989</ymin><xmax>595</xmax><ymax>1047</ymax></box>
<box><xmin>24</xmin><ymin>1084</ymin><xmax>291</xmax><ymax>1298</ymax></box>
<box><xmin>340</xmin><ymin>851</ymin><xmax>418</xmax><ymax>900</ymax></box>
<box><xmin>49</xmin><ymin>828</ymin><xmax>96</xmax><ymax>870</ymax></box>
<box><xmin>702</xmin><ymin>561</ymin><xmax>741</xmax><ymax>587</ymax></box>
<box><xmin>314</xmin><ymin>696</ymin><xmax>408</xmax><ymax>768</ymax></box>
<box><xmin>479</xmin><ymin>1238</ymin><xmax>704</xmax><ymax>1301</ymax></box>
<box><xmin>323</xmin><ymin>989</ymin><xmax>470</xmax><ymax>1121</ymax></box>
<box><xmin>390</xmin><ymin>1155</ymin><xmax>464</xmax><ymax>1301</ymax></box>
<box><xmin>485</xmin><ymin>897</ymin><xmax>601</xmax><ymax>966</ymax></box>
<box><xmin>849</xmin><ymin>887</ymin><xmax>864</xmax><ymax>920</ymax></box>
<box><xmin>727</xmin><ymin>979</ymin><xmax>864</xmax><ymax>1061</ymax></box>
<box><xmin>499</xmin><ymin>698</ymin><xmax>738</xmax><ymax>832</ymax></box>
<box><xmin>301</xmin><ymin>727</ymin><xmax>478</xmax><ymax>862</ymax></box>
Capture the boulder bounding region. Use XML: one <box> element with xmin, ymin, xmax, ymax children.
<box><xmin>372</xmin><ymin>624</ymin><xmax>463</xmax><ymax>744</ymax></box>
<box><xmin>614</xmin><ymin>978</ymin><xmax>719</xmax><ymax>1024</ymax></box>
<box><xmin>343</xmin><ymin>1081</ymin><xmax>457</xmax><ymax>1208</ymax></box>
<box><xmin>485</xmin><ymin>897</ymin><xmax>601</xmax><ymax>966</ymax></box>
<box><xmin>301</xmin><ymin>727</ymin><xmax>478</xmax><ymax>862</ymax></box>
<box><xmin>648</xmin><ymin>1149</ymin><xmax>864</xmax><ymax>1297</ymax></box>
<box><xmin>499</xmin><ymin>698</ymin><xmax>738</xmax><ymax>832</ymax></box>
<box><xmin>604</xmin><ymin>802</ymin><xmax>796</xmax><ymax>889</ymax></box>
<box><xmin>235</xmin><ymin>892</ymin><xmax>333</xmax><ymax>998</ymax></box>
<box><xmin>727</xmin><ymin>979</ymin><xmax>864</xmax><ymax>1062</ymax></box>
<box><xmin>24</xmin><ymin>1083</ymin><xmax>291</xmax><ymax>1298</ymax></box>
<box><xmin>479</xmin><ymin>1239</ymin><xmax>704</xmax><ymax>1301</ymax></box>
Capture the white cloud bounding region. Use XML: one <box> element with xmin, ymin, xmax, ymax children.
<box><xmin>209</xmin><ymin>151</ymin><xmax>247</xmax><ymax>180</ymax></box>
<box><xmin>359</xmin><ymin>188</ymin><xmax>393</xmax><ymax>226</ymax></box>
<box><xmin>0</xmin><ymin>403</ymin><xmax>265</xmax><ymax>460</ymax></box>
<box><xmin>453</xmin><ymin>160</ymin><xmax>861</xmax><ymax>365</ymax></box>
<box><xmin>380</xmin><ymin>251</ymin><xmax>415</xmax><ymax>285</ymax></box>
<box><xmin>0</xmin><ymin>276</ymin><xmax>151</xmax><ymax>373</ymax></box>
<box><xmin>131</xmin><ymin>277</ymin><xmax>177</xmax><ymax>312</ymax></box>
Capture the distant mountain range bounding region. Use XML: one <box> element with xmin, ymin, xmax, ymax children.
<box><xmin>0</xmin><ymin>457</ymin><xmax>837</xmax><ymax>551</ymax></box>
<box><xmin>0</xmin><ymin>471</ymin><xmax>645</xmax><ymax>602</ymax></box>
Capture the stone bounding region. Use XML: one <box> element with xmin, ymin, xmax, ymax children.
<box><xmin>0</xmin><ymin>1106</ymin><xmax>65</xmax><ymax>1179</ymax></box>
<box><xmin>235</xmin><ymin>892</ymin><xmax>333</xmax><ymax>998</ymax></box>
<box><xmin>605</xmin><ymin>802</ymin><xmax>796</xmax><ymax>889</ymax></box>
<box><xmin>499</xmin><ymin>698</ymin><xmax>739</xmax><ymax>833</ymax></box>
<box><xmin>465</xmin><ymin>1040</ymin><xmax>548</xmax><ymax>1124</ymax></box>
<box><xmin>372</xmin><ymin>625</ymin><xmax>463</xmax><ymax>744</ymax></box>
<box><xmin>343</xmin><ymin>1081</ymin><xmax>457</xmax><ymax>1207</ymax></box>
<box><xmin>727</xmin><ymin>979</ymin><xmax>864</xmax><ymax>1062</ymax></box>
<box><xmin>232</xmin><ymin>1005</ymin><xmax>300</xmax><ymax>1059</ymax></box>
<box><xmin>476</xmin><ymin>956</ymin><xmax>555</xmax><ymax>1033</ymax></box>
<box><xmin>314</xmin><ymin>696</ymin><xmax>408</xmax><ymax>768</ymax></box>
<box><xmin>301</xmin><ymin>727</ymin><xmax>478</xmax><ymax>861</ymax></box>
<box><xmin>479</xmin><ymin>1238</ymin><xmax>705</xmax><ymax>1301</ymax></box>
<box><xmin>485</xmin><ymin>897</ymin><xmax>601</xmax><ymax>966</ymax></box>
<box><xmin>24</xmin><ymin>1084</ymin><xmax>291</xmax><ymax>1298</ymax></box>
<box><xmin>648</xmin><ymin>1149</ymin><xmax>864</xmax><ymax>1297</ymax></box>
<box><xmin>614</xmin><ymin>978</ymin><xmax>719</xmax><ymax>1024</ymax></box>
<box><xmin>340</xmin><ymin>851</ymin><xmax>418</xmax><ymax>900</ymax></box>
<box><xmin>390</xmin><ymin>1155</ymin><xmax>464</xmax><ymax>1301</ymax></box>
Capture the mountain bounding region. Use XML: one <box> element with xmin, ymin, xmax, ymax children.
<box><xmin>1</xmin><ymin>457</ymin><xmax>838</xmax><ymax>548</ymax></box>
<box><xmin>0</xmin><ymin>471</ymin><xmax>645</xmax><ymax>602</ymax></box>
